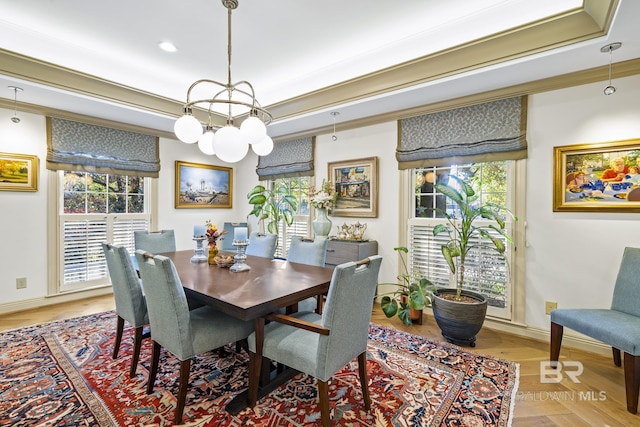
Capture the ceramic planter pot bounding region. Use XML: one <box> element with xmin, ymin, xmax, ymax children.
<box><xmin>431</xmin><ymin>288</ymin><xmax>488</xmax><ymax>347</ymax></box>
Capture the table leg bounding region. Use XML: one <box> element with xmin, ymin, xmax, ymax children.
<box><xmin>225</xmin><ymin>317</ymin><xmax>300</xmax><ymax>415</ymax></box>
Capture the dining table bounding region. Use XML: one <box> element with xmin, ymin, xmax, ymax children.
<box><xmin>160</xmin><ymin>249</ymin><xmax>335</xmax><ymax>414</ymax></box>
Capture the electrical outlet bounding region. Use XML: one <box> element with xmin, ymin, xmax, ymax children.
<box><xmin>545</xmin><ymin>301</ymin><xmax>557</xmax><ymax>315</ymax></box>
<box><xmin>16</xmin><ymin>277</ymin><xmax>27</xmax><ymax>289</ymax></box>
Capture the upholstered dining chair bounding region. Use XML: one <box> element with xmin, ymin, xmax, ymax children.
<box><xmin>221</xmin><ymin>222</ymin><xmax>247</xmax><ymax>251</ymax></box>
<box><xmin>101</xmin><ymin>243</ymin><xmax>149</xmax><ymax>378</ymax></box>
<box><xmin>550</xmin><ymin>246</ymin><xmax>640</xmax><ymax>414</ymax></box>
<box><xmin>286</xmin><ymin>236</ymin><xmax>330</xmax><ymax>313</ymax></box>
<box><xmin>134</xmin><ymin>250</ymin><xmax>254</xmax><ymax>424</ymax></box>
<box><xmin>134</xmin><ymin>229</ymin><xmax>176</xmax><ymax>253</ymax></box>
<box><xmin>246</xmin><ymin>232</ymin><xmax>277</xmax><ymax>258</ymax></box>
<box><xmin>247</xmin><ymin>256</ymin><xmax>382</xmax><ymax>426</ymax></box>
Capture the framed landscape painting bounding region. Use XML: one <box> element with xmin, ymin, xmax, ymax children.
<box><xmin>553</xmin><ymin>138</ymin><xmax>640</xmax><ymax>212</ymax></box>
<box><xmin>0</xmin><ymin>152</ymin><xmax>38</xmax><ymax>192</ymax></box>
<box><xmin>328</xmin><ymin>156</ymin><xmax>378</xmax><ymax>218</ymax></box>
<box><xmin>175</xmin><ymin>161</ymin><xmax>232</xmax><ymax>209</ymax></box>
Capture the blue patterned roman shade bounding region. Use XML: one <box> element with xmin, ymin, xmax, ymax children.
<box><xmin>256</xmin><ymin>137</ymin><xmax>314</xmax><ymax>180</ymax></box>
<box><xmin>46</xmin><ymin>117</ymin><xmax>160</xmax><ymax>177</ymax></box>
<box><xmin>397</xmin><ymin>96</ymin><xmax>528</xmax><ymax>169</ymax></box>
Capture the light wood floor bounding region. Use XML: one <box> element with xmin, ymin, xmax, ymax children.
<box><xmin>1</xmin><ymin>295</ymin><xmax>637</xmax><ymax>426</ymax></box>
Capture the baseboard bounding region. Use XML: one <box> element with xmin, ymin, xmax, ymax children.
<box><xmin>0</xmin><ymin>287</ymin><xmax>113</xmax><ymax>315</ymax></box>
<box><xmin>483</xmin><ymin>317</ymin><xmax>611</xmax><ymax>357</ymax></box>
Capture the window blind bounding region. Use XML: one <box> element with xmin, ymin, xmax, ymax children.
<box><xmin>256</xmin><ymin>137</ymin><xmax>314</xmax><ymax>180</ymax></box>
<box><xmin>47</xmin><ymin>117</ymin><xmax>160</xmax><ymax>177</ymax></box>
<box><xmin>397</xmin><ymin>96</ymin><xmax>527</xmax><ymax>169</ymax></box>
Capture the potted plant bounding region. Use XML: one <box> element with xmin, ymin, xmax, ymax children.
<box><xmin>247</xmin><ymin>182</ymin><xmax>298</xmax><ymax>236</ymax></box>
<box><xmin>431</xmin><ymin>175</ymin><xmax>515</xmax><ymax>346</ymax></box>
<box><xmin>380</xmin><ymin>246</ymin><xmax>435</xmax><ymax>325</ymax></box>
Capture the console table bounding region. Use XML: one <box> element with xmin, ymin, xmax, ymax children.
<box><xmin>325</xmin><ymin>239</ymin><xmax>378</xmax><ymax>267</ymax></box>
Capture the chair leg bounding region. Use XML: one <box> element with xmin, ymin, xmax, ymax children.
<box><xmin>174</xmin><ymin>359</ymin><xmax>191</xmax><ymax>424</ymax></box>
<box><xmin>357</xmin><ymin>352</ymin><xmax>371</xmax><ymax>410</ymax></box>
<box><xmin>613</xmin><ymin>347</ymin><xmax>622</xmax><ymax>367</ymax></box>
<box><xmin>129</xmin><ymin>326</ymin><xmax>144</xmax><ymax>378</ymax></box>
<box><xmin>623</xmin><ymin>352</ymin><xmax>640</xmax><ymax>414</ymax></box>
<box><xmin>113</xmin><ymin>316</ymin><xmax>125</xmax><ymax>359</ymax></box>
<box><xmin>146</xmin><ymin>341</ymin><xmax>161</xmax><ymax>394</ymax></box>
<box><xmin>550</xmin><ymin>322</ymin><xmax>563</xmax><ymax>366</ymax></box>
<box><xmin>317</xmin><ymin>379</ymin><xmax>331</xmax><ymax>427</ymax></box>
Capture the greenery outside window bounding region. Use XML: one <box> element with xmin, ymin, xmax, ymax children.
<box><xmin>58</xmin><ymin>171</ymin><xmax>150</xmax><ymax>292</ymax></box>
<box><xmin>409</xmin><ymin>161</ymin><xmax>514</xmax><ymax>319</ymax></box>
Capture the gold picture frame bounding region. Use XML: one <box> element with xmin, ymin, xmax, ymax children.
<box><xmin>0</xmin><ymin>152</ymin><xmax>38</xmax><ymax>192</ymax></box>
<box><xmin>175</xmin><ymin>161</ymin><xmax>232</xmax><ymax>209</ymax></box>
<box><xmin>328</xmin><ymin>156</ymin><xmax>378</xmax><ymax>218</ymax></box>
<box><xmin>553</xmin><ymin>138</ymin><xmax>640</xmax><ymax>212</ymax></box>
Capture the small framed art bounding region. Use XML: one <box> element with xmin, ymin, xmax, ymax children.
<box><xmin>0</xmin><ymin>152</ymin><xmax>38</xmax><ymax>192</ymax></box>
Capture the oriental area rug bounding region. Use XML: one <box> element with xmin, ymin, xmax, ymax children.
<box><xmin>0</xmin><ymin>311</ymin><xmax>519</xmax><ymax>426</ymax></box>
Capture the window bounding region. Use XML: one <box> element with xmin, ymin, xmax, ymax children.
<box><xmin>270</xmin><ymin>176</ymin><xmax>312</xmax><ymax>258</ymax></box>
<box><xmin>58</xmin><ymin>171</ymin><xmax>150</xmax><ymax>292</ymax></box>
<box><xmin>409</xmin><ymin>161</ymin><xmax>514</xmax><ymax>319</ymax></box>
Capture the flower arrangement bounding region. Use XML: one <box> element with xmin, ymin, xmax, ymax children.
<box><xmin>205</xmin><ymin>220</ymin><xmax>227</xmax><ymax>247</ymax></box>
<box><xmin>309</xmin><ymin>179</ymin><xmax>337</xmax><ymax>210</ymax></box>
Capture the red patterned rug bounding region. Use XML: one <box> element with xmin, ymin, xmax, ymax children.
<box><xmin>0</xmin><ymin>311</ymin><xmax>518</xmax><ymax>426</ymax></box>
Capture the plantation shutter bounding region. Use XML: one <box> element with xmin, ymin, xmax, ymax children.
<box><xmin>60</xmin><ymin>214</ymin><xmax>149</xmax><ymax>290</ymax></box>
<box><xmin>256</xmin><ymin>137</ymin><xmax>314</xmax><ymax>179</ymax></box>
<box><xmin>61</xmin><ymin>217</ymin><xmax>108</xmax><ymax>286</ymax></box>
<box><xmin>275</xmin><ymin>218</ymin><xmax>310</xmax><ymax>258</ymax></box>
<box><xmin>112</xmin><ymin>217</ymin><xmax>150</xmax><ymax>250</ymax></box>
<box><xmin>397</xmin><ymin>96</ymin><xmax>527</xmax><ymax>169</ymax></box>
<box><xmin>47</xmin><ymin>117</ymin><xmax>160</xmax><ymax>177</ymax></box>
<box><xmin>408</xmin><ymin>218</ymin><xmax>512</xmax><ymax>319</ymax></box>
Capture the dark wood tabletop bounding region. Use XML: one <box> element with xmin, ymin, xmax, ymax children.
<box><xmin>162</xmin><ymin>250</ymin><xmax>334</xmax><ymax>321</ymax></box>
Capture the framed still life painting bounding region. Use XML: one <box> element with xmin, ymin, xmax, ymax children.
<box><xmin>553</xmin><ymin>138</ymin><xmax>640</xmax><ymax>212</ymax></box>
<box><xmin>175</xmin><ymin>161</ymin><xmax>232</xmax><ymax>209</ymax></box>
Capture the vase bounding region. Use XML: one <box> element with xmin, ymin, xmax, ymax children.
<box><xmin>312</xmin><ymin>207</ymin><xmax>332</xmax><ymax>237</ymax></box>
<box><xmin>208</xmin><ymin>245</ymin><xmax>219</xmax><ymax>265</ymax></box>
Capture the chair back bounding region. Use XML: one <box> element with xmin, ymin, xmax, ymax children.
<box><xmin>134</xmin><ymin>229</ymin><xmax>176</xmax><ymax>253</ymax></box>
<box><xmin>134</xmin><ymin>250</ymin><xmax>194</xmax><ymax>360</ymax></box>
<box><xmin>611</xmin><ymin>247</ymin><xmax>640</xmax><ymax>317</ymax></box>
<box><xmin>246</xmin><ymin>232</ymin><xmax>277</xmax><ymax>258</ymax></box>
<box><xmin>221</xmin><ymin>222</ymin><xmax>247</xmax><ymax>251</ymax></box>
<box><xmin>318</xmin><ymin>256</ymin><xmax>382</xmax><ymax>378</ymax></box>
<box><xmin>102</xmin><ymin>243</ymin><xmax>147</xmax><ymax>327</ymax></box>
<box><xmin>287</xmin><ymin>236</ymin><xmax>329</xmax><ymax>266</ymax></box>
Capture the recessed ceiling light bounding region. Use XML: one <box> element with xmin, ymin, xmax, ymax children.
<box><xmin>158</xmin><ymin>41</ymin><xmax>177</xmax><ymax>53</ymax></box>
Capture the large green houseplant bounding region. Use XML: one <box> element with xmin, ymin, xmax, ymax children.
<box><xmin>247</xmin><ymin>182</ymin><xmax>298</xmax><ymax>236</ymax></box>
<box><xmin>380</xmin><ymin>246</ymin><xmax>435</xmax><ymax>325</ymax></box>
<box><xmin>430</xmin><ymin>174</ymin><xmax>515</xmax><ymax>346</ymax></box>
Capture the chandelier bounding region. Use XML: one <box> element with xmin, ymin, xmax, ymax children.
<box><xmin>173</xmin><ymin>0</ymin><xmax>273</xmax><ymax>163</ymax></box>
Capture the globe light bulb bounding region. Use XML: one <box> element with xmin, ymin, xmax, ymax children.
<box><xmin>213</xmin><ymin>126</ymin><xmax>248</xmax><ymax>163</ymax></box>
<box><xmin>174</xmin><ymin>114</ymin><xmax>203</xmax><ymax>143</ymax></box>
<box><xmin>604</xmin><ymin>85</ymin><xmax>616</xmax><ymax>96</ymax></box>
<box><xmin>198</xmin><ymin>129</ymin><xmax>216</xmax><ymax>155</ymax></box>
<box><xmin>240</xmin><ymin>116</ymin><xmax>267</xmax><ymax>145</ymax></box>
<box><xmin>251</xmin><ymin>135</ymin><xmax>273</xmax><ymax>156</ymax></box>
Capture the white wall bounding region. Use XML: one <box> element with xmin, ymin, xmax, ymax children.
<box><xmin>0</xmin><ymin>110</ymin><xmax>48</xmax><ymax>305</ymax></box>
<box><xmin>314</xmin><ymin>122</ymin><xmax>400</xmax><ymax>288</ymax></box>
<box><xmin>525</xmin><ymin>74</ymin><xmax>640</xmax><ymax>329</ymax></box>
<box><xmin>2</xmin><ymin>74</ymin><xmax>640</xmax><ymax>337</ymax></box>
